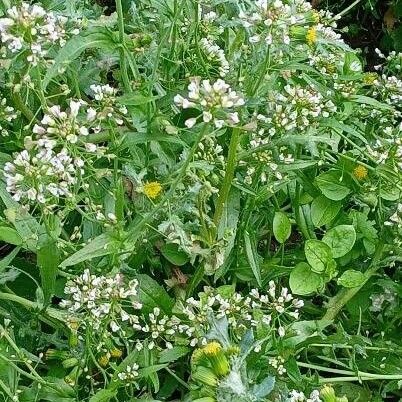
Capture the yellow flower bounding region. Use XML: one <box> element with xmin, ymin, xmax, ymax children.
<box><xmin>203</xmin><ymin>341</ymin><xmax>222</xmax><ymax>356</ymax></box>
<box><xmin>306</xmin><ymin>27</ymin><xmax>317</xmax><ymax>46</ymax></box>
<box><xmin>353</xmin><ymin>165</ymin><xmax>368</xmax><ymax>180</ymax></box>
<box><xmin>202</xmin><ymin>341</ymin><xmax>229</xmax><ymax>377</ymax></box>
<box><xmin>110</xmin><ymin>348</ymin><xmax>123</xmax><ymax>358</ymax></box>
<box><xmin>98</xmin><ymin>355</ymin><xmax>109</xmax><ymax>367</ymax></box>
<box><xmin>143</xmin><ymin>181</ymin><xmax>162</xmax><ymax>199</ymax></box>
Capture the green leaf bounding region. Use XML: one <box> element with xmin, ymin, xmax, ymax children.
<box><xmin>59</xmin><ymin>233</ymin><xmax>118</xmax><ymax>267</ymax></box>
<box><xmin>252</xmin><ymin>376</ymin><xmax>275</xmax><ymax>399</ymax></box>
<box><xmin>0</xmin><ymin>226</ymin><xmax>22</xmax><ymax>245</ymax></box>
<box><xmin>137</xmin><ymin>274</ymin><xmax>174</xmax><ymax>314</ymax></box>
<box><xmin>305</xmin><ymin>240</ymin><xmax>332</xmax><ymax>273</ymax></box>
<box><xmin>338</xmin><ymin>270</ymin><xmax>365</xmax><ymax>288</ymax></box>
<box><xmin>159</xmin><ymin>346</ymin><xmax>189</xmax><ymax>363</ymax></box>
<box><xmin>244</xmin><ymin>231</ymin><xmax>262</xmax><ymax>286</ymax></box>
<box><xmin>322</xmin><ymin>225</ymin><xmax>356</xmax><ymax>258</ymax></box>
<box><xmin>89</xmin><ymin>389</ymin><xmax>117</xmax><ymax>402</ymax></box>
<box><xmin>289</xmin><ymin>262</ymin><xmax>323</xmax><ymax>295</ymax></box>
<box><xmin>316</xmin><ymin>170</ymin><xmax>351</xmax><ymax>201</ymax></box>
<box><xmin>160</xmin><ymin>243</ymin><xmax>189</xmax><ymax>266</ymax></box>
<box><xmin>311</xmin><ymin>195</ymin><xmax>342</xmax><ymax>227</ymax></box>
<box><xmin>118</xmin><ymin>94</ymin><xmax>160</xmax><ymax>106</ymax></box>
<box><xmin>43</xmin><ymin>29</ymin><xmax>118</xmax><ymax>88</ymax></box>
<box><xmin>0</xmin><ymin>183</ymin><xmax>47</xmax><ymax>251</ymax></box>
<box><xmin>0</xmin><ymin>247</ymin><xmax>20</xmax><ymax>274</ymax></box>
<box><xmin>273</xmin><ymin>211</ymin><xmax>291</xmax><ymax>244</ymax></box>
<box><xmin>38</xmin><ymin>240</ymin><xmax>59</xmax><ymax>303</ymax></box>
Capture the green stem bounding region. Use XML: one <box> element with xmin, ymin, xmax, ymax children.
<box><xmin>213</xmin><ymin>127</ymin><xmax>241</xmax><ymax>230</ymax></box>
<box><xmin>11</xmin><ymin>91</ymin><xmax>35</xmax><ymax>122</ymax></box>
<box><xmin>319</xmin><ymin>374</ymin><xmax>402</xmax><ymax>384</ymax></box>
<box><xmin>115</xmin><ymin>0</ymin><xmax>131</xmax><ymax>92</ymax></box>
<box><xmin>0</xmin><ymin>292</ymin><xmax>36</xmax><ymax>310</ymax></box>
<box><xmin>336</xmin><ymin>0</ymin><xmax>363</xmax><ymax>18</ymax></box>
<box><xmin>321</xmin><ymin>243</ymin><xmax>384</xmax><ymax>322</ymax></box>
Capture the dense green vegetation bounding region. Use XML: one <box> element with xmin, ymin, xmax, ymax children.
<box><xmin>0</xmin><ymin>1</ymin><xmax>401</xmax><ymax>401</ymax></box>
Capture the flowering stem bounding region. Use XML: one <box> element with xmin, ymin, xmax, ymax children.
<box><xmin>213</xmin><ymin>127</ymin><xmax>241</xmax><ymax>231</ymax></box>
<box><xmin>336</xmin><ymin>0</ymin><xmax>363</xmax><ymax>18</ymax></box>
<box><xmin>319</xmin><ymin>374</ymin><xmax>402</xmax><ymax>383</ymax></box>
<box><xmin>0</xmin><ymin>292</ymin><xmax>36</xmax><ymax>310</ymax></box>
<box><xmin>115</xmin><ymin>0</ymin><xmax>131</xmax><ymax>92</ymax></box>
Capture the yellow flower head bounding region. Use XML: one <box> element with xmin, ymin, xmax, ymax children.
<box><xmin>203</xmin><ymin>341</ymin><xmax>222</xmax><ymax>356</ymax></box>
<box><xmin>110</xmin><ymin>348</ymin><xmax>123</xmax><ymax>358</ymax></box>
<box><xmin>306</xmin><ymin>27</ymin><xmax>317</xmax><ymax>46</ymax></box>
<box><xmin>143</xmin><ymin>181</ymin><xmax>162</xmax><ymax>199</ymax></box>
<box><xmin>353</xmin><ymin>165</ymin><xmax>368</xmax><ymax>180</ymax></box>
<box><xmin>98</xmin><ymin>354</ymin><xmax>110</xmax><ymax>367</ymax></box>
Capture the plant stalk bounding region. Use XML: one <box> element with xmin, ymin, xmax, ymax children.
<box><xmin>213</xmin><ymin>127</ymin><xmax>241</xmax><ymax>231</ymax></box>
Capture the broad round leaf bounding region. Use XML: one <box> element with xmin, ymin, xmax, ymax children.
<box><xmin>315</xmin><ymin>170</ymin><xmax>351</xmax><ymax>201</ymax></box>
<box><xmin>290</xmin><ymin>262</ymin><xmax>323</xmax><ymax>295</ymax></box>
<box><xmin>273</xmin><ymin>211</ymin><xmax>291</xmax><ymax>244</ymax></box>
<box><xmin>322</xmin><ymin>225</ymin><xmax>356</xmax><ymax>258</ymax></box>
<box><xmin>311</xmin><ymin>195</ymin><xmax>342</xmax><ymax>227</ymax></box>
<box><xmin>338</xmin><ymin>270</ymin><xmax>365</xmax><ymax>288</ymax></box>
<box><xmin>161</xmin><ymin>243</ymin><xmax>189</xmax><ymax>266</ymax></box>
<box><xmin>305</xmin><ymin>240</ymin><xmax>333</xmax><ymax>273</ymax></box>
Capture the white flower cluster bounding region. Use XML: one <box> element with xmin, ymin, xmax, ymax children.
<box><xmin>133</xmin><ymin>307</ymin><xmax>192</xmax><ymax>350</ymax></box>
<box><xmin>268</xmin><ymin>355</ymin><xmax>286</xmax><ymax>375</ymax></box>
<box><xmin>372</xmin><ymin>75</ymin><xmax>402</xmax><ymax>110</ymax></box>
<box><xmin>259</xmin><ymin>84</ymin><xmax>336</xmax><ymax>134</ymax></box>
<box><xmin>4</xmin><ymin>147</ymin><xmax>81</xmax><ymax>205</ymax></box>
<box><xmin>60</xmin><ymin>269</ymin><xmax>142</xmax><ymax>331</ymax></box>
<box><xmin>33</xmin><ymin>101</ymin><xmax>90</xmax><ymax>146</ymax></box>
<box><xmin>0</xmin><ymin>97</ymin><xmax>17</xmax><ymax>136</ymax></box>
<box><xmin>32</xmin><ymin>90</ymin><xmax>125</xmax><ymax>150</ymax></box>
<box><xmin>374</xmin><ymin>49</ymin><xmax>402</xmax><ymax>72</ymax></box>
<box><xmin>174</xmin><ymin>78</ymin><xmax>244</xmax><ymax>128</ymax></box>
<box><xmin>288</xmin><ymin>390</ymin><xmax>321</xmax><ymax>402</ymax></box>
<box><xmin>89</xmin><ymin>84</ymin><xmax>128</xmax><ymax>126</ymax></box>
<box><xmin>239</xmin><ymin>0</ymin><xmax>312</xmax><ymax>47</ymax></box>
<box><xmin>0</xmin><ymin>2</ymin><xmax>77</xmax><ymax>64</ymax></box>
<box><xmin>200</xmin><ymin>37</ymin><xmax>229</xmax><ymax>77</ymax></box>
<box><xmin>182</xmin><ymin>282</ymin><xmax>303</xmax><ymax>344</ymax></box>
<box><xmin>365</xmin><ymin>126</ymin><xmax>402</xmax><ymax>172</ymax></box>
<box><xmin>117</xmin><ymin>363</ymin><xmax>139</xmax><ymax>382</ymax></box>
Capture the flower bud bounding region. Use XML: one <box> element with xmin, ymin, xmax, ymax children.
<box><xmin>320</xmin><ymin>385</ymin><xmax>336</xmax><ymax>402</ymax></box>
<box><xmin>192</xmin><ymin>366</ymin><xmax>218</xmax><ymax>387</ymax></box>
